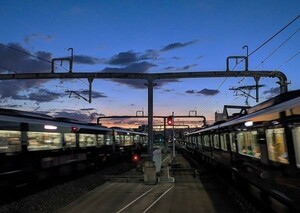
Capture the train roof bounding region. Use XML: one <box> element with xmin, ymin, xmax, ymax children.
<box><xmin>0</xmin><ymin>108</ymin><xmax>111</xmax><ymax>131</ymax></box>
<box><xmin>248</xmin><ymin>89</ymin><xmax>300</xmax><ymax>114</ymax></box>
<box><xmin>222</xmin><ymin>94</ymin><xmax>300</xmax><ymax>127</ymax></box>
<box><xmin>187</xmin><ymin>90</ymin><xmax>300</xmax><ymax>135</ymax></box>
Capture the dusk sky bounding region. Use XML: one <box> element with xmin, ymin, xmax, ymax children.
<box><xmin>0</xmin><ymin>0</ymin><xmax>299</xmax><ymax>127</ymax></box>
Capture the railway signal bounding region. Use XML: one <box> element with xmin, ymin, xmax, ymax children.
<box><xmin>167</xmin><ymin>116</ymin><xmax>173</xmax><ymax>125</ymax></box>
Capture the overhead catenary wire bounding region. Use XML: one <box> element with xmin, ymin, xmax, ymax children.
<box><xmin>0</xmin><ymin>42</ymin><xmax>51</xmax><ymax>64</ymax></box>
<box><xmin>248</xmin><ymin>14</ymin><xmax>300</xmax><ymax>57</ymax></box>
<box><xmin>202</xmin><ymin>15</ymin><xmax>300</xmax><ymax>109</ymax></box>
<box><xmin>275</xmin><ymin>51</ymin><xmax>300</xmax><ymax>70</ymax></box>
<box><xmin>0</xmin><ymin>42</ymin><xmax>70</xmax><ymax>72</ymax></box>
<box><xmin>256</xmin><ymin>26</ymin><xmax>300</xmax><ymax>69</ymax></box>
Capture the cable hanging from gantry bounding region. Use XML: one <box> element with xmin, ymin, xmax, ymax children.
<box><xmin>66</xmin><ymin>77</ymin><xmax>94</xmax><ymax>103</ymax></box>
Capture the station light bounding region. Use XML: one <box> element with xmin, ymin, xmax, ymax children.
<box><xmin>244</xmin><ymin>121</ymin><xmax>253</xmax><ymax>127</ymax></box>
<box><xmin>44</xmin><ymin>125</ymin><xmax>57</xmax><ymax>130</ymax></box>
<box><xmin>167</xmin><ymin>116</ymin><xmax>174</xmax><ymax>125</ymax></box>
<box><xmin>71</xmin><ymin>127</ymin><xmax>79</xmax><ymax>132</ymax></box>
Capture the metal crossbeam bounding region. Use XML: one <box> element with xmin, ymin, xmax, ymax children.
<box><xmin>0</xmin><ymin>70</ymin><xmax>288</xmax><ymax>161</ymax></box>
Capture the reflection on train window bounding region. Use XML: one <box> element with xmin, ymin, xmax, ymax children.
<box><xmin>27</xmin><ymin>132</ymin><xmax>62</xmax><ymax>151</ymax></box>
<box><xmin>97</xmin><ymin>134</ymin><xmax>105</xmax><ymax>146</ymax></box>
<box><xmin>213</xmin><ymin>134</ymin><xmax>219</xmax><ymax>149</ymax></box>
<box><xmin>124</xmin><ymin>135</ymin><xmax>132</xmax><ymax>146</ymax></box>
<box><xmin>64</xmin><ymin>133</ymin><xmax>76</xmax><ymax>148</ymax></box>
<box><xmin>0</xmin><ymin>130</ymin><xmax>21</xmax><ymax>153</ymax></box>
<box><xmin>292</xmin><ymin>127</ymin><xmax>300</xmax><ymax>168</ymax></box>
<box><xmin>229</xmin><ymin>133</ymin><xmax>236</xmax><ymax>152</ymax></box>
<box><xmin>119</xmin><ymin>135</ymin><xmax>125</xmax><ymax>145</ymax></box>
<box><xmin>115</xmin><ymin>135</ymin><xmax>121</xmax><ymax>145</ymax></box>
<box><xmin>105</xmin><ymin>135</ymin><xmax>113</xmax><ymax>145</ymax></box>
<box><xmin>192</xmin><ymin>136</ymin><xmax>197</xmax><ymax>149</ymax></box>
<box><xmin>197</xmin><ymin>136</ymin><xmax>202</xmax><ymax>150</ymax></box>
<box><xmin>133</xmin><ymin>135</ymin><xmax>140</xmax><ymax>144</ymax></box>
<box><xmin>204</xmin><ymin>135</ymin><xmax>210</xmax><ymax>147</ymax></box>
<box><xmin>220</xmin><ymin>134</ymin><xmax>228</xmax><ymax>151</ymax></box>
<box><xmin>266</xmin><ymin>128</ymin><xmax>289</xmax><ymax>164</ymax></box>
<box><xmin>79</xmin><ymin>134</ymin><xmax>96</xmax><ymax>147</ymax></box>
<box><xmin>237</xmin><ymin>131</ymin><xmax>261</xmax><ymax>158</ymax></box>
<box><xmin>0</xmin><ymin>121</ymin><xmax>20</xmax><ymax>130</ymax></box>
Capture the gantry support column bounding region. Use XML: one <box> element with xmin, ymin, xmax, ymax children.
<box><xmin>144</xmin><ymin>78</ymin><xmax>156</xmax><ymax>184</ymax></box>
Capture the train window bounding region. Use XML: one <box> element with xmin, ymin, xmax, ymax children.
<box><xmin>115</xmin><ymin>135</ymin><xmax>121</xmax><ymax>145</ymax></box>
<box><xmin>105</xmin><ymin>134</ymin><xmax>113</xmax><ymax>145</ymax></box>
<box><xmin>197</xmin><ymin>136</ymin><xmax>202</xmax><ymax>150</ymax></box>
<box><xmin>292</xmin><ymin>127</ymin><xmax>300</xmax><ymax>168</ymax></box>
<box><xmin>220</xmin><ymin>134</ymin><xmax>228</xmax><ymax>151</ymax></box>
<box><xmin>124</xmin><ymin>135</ymin><xmax>132</xmax><ymax>146</ymax></box>
<box><xmin>97</xmin><ymin>134</ymin><xmax>105</xmax><ymax>146</ymax></box>
<box><xmin>213</xmin><ymin>134</ymin><xmax>219</xmax><ymax>149</ymax></box>
<box><xmin>79</xmin><ymin>134</ymin><xmax>96</xmax><ymax>147</ymax></box>
<box><xmin>64</xmin><ymin>133</ymin><xmax>76</xmax><ymax>148</ymax></box>
<box><xmin>27</xmin><ymin>132</ymin><xmax>62</xmax><ymax>151</ymax></box>
<box><xmin>266</xmin><ymin>128</ymin><xmax>289</xmax><ymax>164</ymax></box>
<box><xmin>133</xmin><ymin>135</ymin><xmax>140</xmax><ymax>144</ymax></box>
<box><xmin>0</xmin><ymin>121</ymin><xmax>21</xmax><ymax>131</ymax></box>
<box><xmin>0</xmin><ymin>130</ymin><xmax>21</xmax><ymax>153</ymax></box>
<box><xmin>117</xmin><ymin>135</ymin><xmax>125</xmax><ymax>146</ymax></box>
<box><xmin>204</xmin><ymin>135</ymin><xmax>210</xmax><ymax>147</ymax></box>
<box><xmin>237</xmin><ymin>131</ymin><xmax>261</xmax><ymax>159</ymax></box>
<box><xmin>193</xmin><ymin>136</ymin><xmax>197</xmax><ymax>149</ymax></box>
<box><xmin>229</xmin><ymin>133</ymin><xmax>236</xmax><ymax>152</ymax></box>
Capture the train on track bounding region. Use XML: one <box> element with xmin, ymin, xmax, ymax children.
<box><xmin>184</xmin><ymin>89</ymin><xmax>300</xmax><ymax>212</ymax></box>
<box><xmin>0</xmin><ymin>108</ymin><xmax>147</xmax><ymax>198</ymax></box>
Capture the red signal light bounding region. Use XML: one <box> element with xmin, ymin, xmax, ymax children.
<box><xmin>132</xmin><ymin>154</ymin><xmax>140</xmax><ymax>162</ymax></box>
<box><xmin>167</xmin><ymin>116</ymin><xmax>173</xmax><ymax>125</ymax></box>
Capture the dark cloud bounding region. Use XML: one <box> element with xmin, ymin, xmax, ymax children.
<box><xmin>107</xmin><ymin>51</ymin><xmax>138</xmax><ymax>65</ymax></box>
<box><xmin>140</xmin><ymin>49</ymin><xmax>159</xmax><ymax>60</ymax></box>
<box><xmin>163</xmin><ymin>89</ymin><xmax>174</xmax><ymax>92</ymax></box>
<box><xmin>198</xmin><ymin>88</ymin><xmax>219</xmax><ymax>96</ymax></box>
<box><xmin>155</xmin><ymin>79</ymin><xmax>181</xmax><ymax>89</ymax></box>
<box><xmin>0</xmin><ymin>104</ymin><xmax>23</xmax><ymax>108</ymax></box>
<box><xmin>0</xmin><ymin>79</ymin><xmax>48</xmax><ymax>99</ymax></box>
<box><xmin>102</xmin><ymin>62</ymin><xmax>154</xmax><ymax>89</ymax></box>
<box><xmin>80</xmin><ymin>90</ymin><xmax>107</xmax><ymax>98</ymax></box>
<box><xmin>24</xmin><ymin>33</ymin><xmax>53</xmax><ymax>45</ymax></box>
<box><xmin>28</xmin><ymin>89</ymin><xmax>62</xmax><ymax>102</ymax></box>
<box><xmin>102</xmin><ymin>62</ymin><xmax>182</xmax><ymax>89</ymax></box>
<box><xmin>185</xmin><ymin>88</ymin><xmax>219</xmax><ymax>96</ymax></box>
<box><xmin>80</xmin><ymin>108</ymin><xmax>97</xmax><ymax>111</ymax></box>
<box><xmin>263</xmin><ymin>87</ymin><xmax>280</xmax><ymax>98</ymax></box>
<box><xmin>196</xmin><ymin>55</ymin><xmax>205</xmax><ymax>60</ymax></box>
<box><xmin>161</xmin><ymin>40</ymin><xmax>196</xmax><ymax>52</ymax></box>
<box><xmin>186</xmin><ymin>90</ymin><xmax>196</xmax><ymax>94</ymax></box>
<box><xmin>0</xmin><ymin>43</ymin><xmax>53</xmax><ymax>100</ymax></box>
<box><xmin>103</xmin><ymin>61</ymin><xmax>155</xmax><ymax>73</ymax></box>
<box><xmin>0</xmin><ymin>43</ymin><xmax>51</xmax><ymax>73</ymax></box>
<box><xmin>73</xmin><ymin>55</ymin><xmax>104</xmax><ymax>65</ymax></box>
<box><xmin>182</xmin><ymin>64</ymin><xmax>197</xmax><ymax>70</ymax></box>
<box><xmin>52</xmin><ymin>110</ymin><xmax>93</xmax><ymax>122</ymax></box>
<box><xmin>165</xmin><ymin>66</ymin><xmax>175</xmax><ymax>70</ymax></box>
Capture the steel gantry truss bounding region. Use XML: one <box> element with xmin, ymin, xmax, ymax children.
<box><xmin>0</xmin><ymin>61</ymin><xmax>289</xmax><ymax>159</ymax></box>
